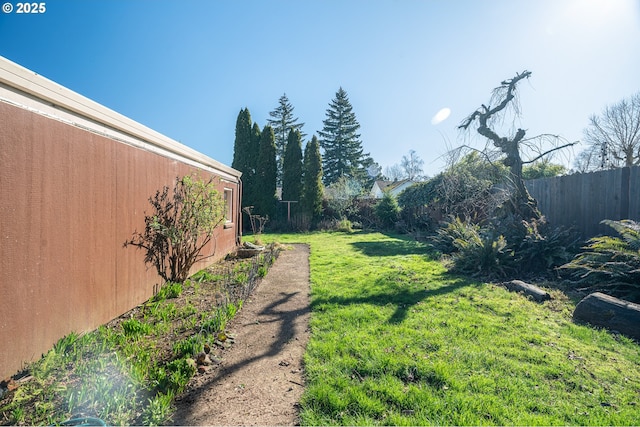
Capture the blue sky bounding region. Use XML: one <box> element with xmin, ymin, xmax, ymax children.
<box><xmin>1</xmin><ymin>0</ymin><xmax>639</xmax><ymax>177</ymax></box>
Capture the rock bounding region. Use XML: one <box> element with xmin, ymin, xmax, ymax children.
<box><xmin>0</xmin><ymin>379</ymin><xmax>17</xmax><ymax>392</ymax></box>
<box><xmin>233</xmin><ymin>241</ymin><xmax>266</xmax><ymax>259</ymax></box>
<box><xmin>196</xmin><ymin>352</ymin><xmax>213</xmax><ymax>366</ymax></box>
<box><xmin>573</xmin><ymin>292</ymin><xmax>640</xmax><ymax>340</ymax></box>
<box><xmin>243</xmin><ymin>241</ymin><xmax>265</xmax><ymax>251</ymax></box>
<box><xmin>501</xmin><ymin>280</ymin><xmax>551</xmax><ymax>302</ymax></box>
<box><xmin>235</xmin><ymin>248</ymin><xmax>262</xmax><ymax>259</ymax></box>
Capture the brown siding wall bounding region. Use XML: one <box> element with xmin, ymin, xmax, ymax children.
<box><xmin>0</xmin><ymin>101</ymin><xmax>240</xmax><ymax>379</ymax></box>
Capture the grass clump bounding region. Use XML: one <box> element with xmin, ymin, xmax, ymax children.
<box><xmin>153</xmin><ymin>281</ymin><xmax>183</xmax><ymax>301</ymax></box>
<box><xmin>172</xmin><ymin>335</ymin><xmax>204</xmax><ymax>358</ymax></box>
<box><xmin>121</xmin><ymin>319</ymin><xmax>152</xmax><ymax>337</ymax></box>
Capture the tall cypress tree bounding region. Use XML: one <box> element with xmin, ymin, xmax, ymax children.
<box><xmin>282</xmin><ymin>129</ymin><xmax>303</xmax><ymax>202</ymax></box>
<box><xmin>232</xmin><ymin>108</ymin><xmax>251</xmax><ymax>172</ymax></box>
<box><xmin>255</xmin><ymin>125</ymin><xmax>277</xmax><ymax>219</ymax></box>
<box><xmin>318</xmin><ymin>87</ymin><xmax>369</xmax><ymax>186</ymax></box>
<box><xmin>302</xmin><ymin>135</ymin><xmax>324</xmax><ymax>221</ymax></box>
<box><xmin>267</xmin><ymin>93</ymin><xmax>305</xmax><ymax>186</ymax></box>
<box><xmin>243</xmin><ymin>122</ymin><xmax>261</xmax><ymax>209</ymax></box>
<box><xmin>232</xmin><ymin>108</ymin><xmax>258</xmax><ymax>209</ymax></box>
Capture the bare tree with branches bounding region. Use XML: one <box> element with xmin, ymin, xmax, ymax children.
<box><xmin>583</xmin><ymin>92</ymin><xmax>640</xmax><ymax>169</ymax></box>
<box><xmin>400</xmin><ymin>149</ymin><xmax>426</xmax><ymax>180</ymax></box>
<box><xmin>459</xmin><ymin>70</ymin><xmax>575</xmax><ymax>220</ymax></box>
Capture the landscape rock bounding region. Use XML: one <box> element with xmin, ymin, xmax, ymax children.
<box><xmin>233</xmin><ymin>241</ymin><xmax>266</xmax><ymax>259</ymax></box>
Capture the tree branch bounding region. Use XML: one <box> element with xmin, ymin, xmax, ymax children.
<box><xmin>459</xmin><ymin>70</ymin><xmax>532</xmax><ymax>132</ymax></box>
<box><xmin>522</xmin><ymin>141</ymin><xmax>578</xmax><ymax>164</ymax></box>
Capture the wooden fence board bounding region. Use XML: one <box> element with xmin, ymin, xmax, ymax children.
<box><xmin>526</xmin><ymin>166</ymin><xmax>640</xmax><ymax>239</ymax></box>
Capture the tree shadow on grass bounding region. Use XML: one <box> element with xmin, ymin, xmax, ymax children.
<box><xmin>350</xmin><ymin>236</ymin><xmax>438</xmax><ymax>258</ymax></box>
<box><xmin>311</xmin><ymin>273</ymin><xmax>476</xmax><ymax>324</ymax></box>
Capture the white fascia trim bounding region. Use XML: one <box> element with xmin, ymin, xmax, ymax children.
<box><xmin>0</xmin><ymin>55</ymin><xmax>241</xmax><ymax>182</ymax></box>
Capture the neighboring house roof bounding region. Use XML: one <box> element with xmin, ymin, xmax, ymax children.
<box><xmin>370</xmin><ymin>179</ymin><xmax>414</xmax><ymax>198</ymax></box>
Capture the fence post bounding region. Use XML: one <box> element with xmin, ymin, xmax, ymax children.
<box><xmin>621</xmin><ymin>167</ymin><xmax>630</xmax><ymax>220</ymax></box>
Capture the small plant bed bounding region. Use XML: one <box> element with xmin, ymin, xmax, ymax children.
<box><xmin>0</xmin><ymin>244</ymin><xmax>281</xmax><ymax>426</ymax></box>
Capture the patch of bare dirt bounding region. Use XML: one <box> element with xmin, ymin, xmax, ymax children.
<box><xmin>170</xmin><ymin>244</ymin><xmax>311</xmax><ymax>426</ymax></box>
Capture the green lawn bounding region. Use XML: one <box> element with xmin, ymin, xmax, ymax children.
<box><xmin>263</xmin><ymin>231</ymin><xmax>640</xmax><ymax>426</ymax></box>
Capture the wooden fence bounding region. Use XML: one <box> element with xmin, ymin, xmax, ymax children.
<box><xmin>526</xmin><ymin>166</ymin><xmax>640</xmax><ymax>239</ymax></box>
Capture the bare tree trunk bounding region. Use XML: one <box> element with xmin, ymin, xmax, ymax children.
<box><xmin>459</xmin><ymin>70</ymin><xmax>542</xmax><ymax>220</ymax></box>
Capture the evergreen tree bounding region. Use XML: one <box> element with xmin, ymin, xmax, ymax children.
<box><xmin>318</xmin><ymin>87</ymin><xmax>369</xmax><ymax>187</ymax></box>
<box><xmin>282</xmin><ymin>129</ymin><xmax>303</xmax><ymax>202</ymax></box>
<box><xmin>232</xmin><ymin>108</ymin><xmax>258</xmax><ymax>208</ymax></box>
<box><xmin>302</xmin><ymin>135</ymin><xmax>324</xmax><ymax>221</ymax></box>
<box><xmin>375</xmin><ymin>191</ymin><xmax>400</xmax><ymax>230</ymax></box>
<box><xmin>255</xmin><ymin>125</ymin><xmax>277</xmax><ymax>219</ymax></box>
<box><xmin>267</xmin><ymin>93</ymin><xmax>305</xmax><ymax>186</ymax></box>
<box><xmin>232</xmin><ymin>108</ymin><xmax>251</xmax><ymax>172</ymax></box>
<box><xmin>244</xmin><ymin>122</ymin><xmax>261</xmax><ymax>209</ymax></box>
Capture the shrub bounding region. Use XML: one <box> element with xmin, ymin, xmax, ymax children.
<box><xmin>396</xmin><ymin>153</ymin><xmax>510</xmax><ymax>234</ymax></box>
<box><xmin>560</xmin><ymin>219</ymin><xmax>640</xmax><ymax>300</ymax></box>
<box><xmin>397</xmin><ymin>179</ymin><xmax>440</xmax><ymax>232</ymax></box>
<box><xmin>512</xmin><ymin>218</ymin><xmax>580</xmax><ymax>274</ymax></box>
<box><xmin>435</xmin><ymin>152</ymin><xmax>509</xmax><ymax>223</ymax></box>
<box><xmin>375</xmin><ymin>192</ymin><xmax>400</xmax><ymax>230</ymax></box>
<box><xmin>337</xmin><ymin>218</ymin><xmax>354</xmax><ymax>233</ymax></box>
<box><xmin>433</xmin><ymin>216</ymin><xmax>482</xmax><ymax>254</ymax></box>
<box><xmin>323</xmin><ymin>176</ymin><xmax>362</xmax><ymax>221</ymax></box>
<box><xmin>449</xmin><ymin>228</ymin><xmax>514</xmax><ymax>278</ymax></box>
<box><xmin>124</xmin><ymin>174</ymin><xmax>226</xmax><ymax>283</ymax></box>
<box><xmin>436</xmin><ymin>215</ymin><xmax>577</xmax><ymax>279</ymax></box>
<box><xmin>348</xmin><ymin>198</ymin><xmax>378</xmax><ymax>230</ymax></box>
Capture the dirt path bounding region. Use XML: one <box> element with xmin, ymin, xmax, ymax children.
<box><xmin>171</xmin><ymin>244</ymin><xmax>311</xmax><ymax>426</ymax></box>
